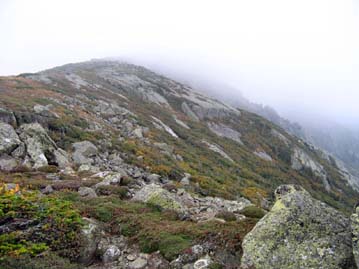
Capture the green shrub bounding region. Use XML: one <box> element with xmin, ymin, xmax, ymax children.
<box><xmin>52</xmin><ymin>181</ymin><xmax>81</xmax><ymax>191</ymax></box>
<box><xmin>139</xmin><ymin>232</ymin><xmax>192</xmax><ymax>261</ymax></box>
<box><xmin>209</xmin><ymin>263</ymin><xmax>224</xmax><ymax>269</ymax></box>
<box><xmin>120</xmin><ymin>176</ymin><xmax>133</xmax><ymax>186</ymax></box>
<box><xmin>95</xmin><ymin>185</ymin><xmax>128</xmax><ymax>198</ymax></box>
<box><xmin>0</xmin><ymin>185</ymin><xmax>83</xmax><ymax>260</ymax></box>
<box><xmin>37</xmin><ymin>165</ymin><xmax>58</xmax><ymax>173</ymax></box>
<box><xmin>0</xmin><ymin>252</ymin><xmax>83</xmax><ymax>269</ymax></box>
<box><xmin>93</xmin><ymin>204</ymin><xmax>115</xmax><ymax>222</ymax></box>
<box><xmin>215</xmin><ymin>211</ymin><xmax>237</xmax><ymax>222</ymax></box>
<box><xmin>240</xmin><ymin>206</ymin><xmax>266</xmax><ymax>219</ymax></box>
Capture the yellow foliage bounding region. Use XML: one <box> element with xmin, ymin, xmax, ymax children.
<box><xmin>0</xmin><ymin>183</ymin><xmax>21</xmax><ymax>195</ymax></box>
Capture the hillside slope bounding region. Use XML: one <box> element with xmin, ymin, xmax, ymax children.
<box><xmin>0</xmin><ymin>59</ymin><xmax>358</xmax><ymax>268</ymax></box>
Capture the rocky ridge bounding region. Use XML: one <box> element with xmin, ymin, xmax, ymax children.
<box><xmin>0</xmin><ymin>60</ymin><xmax>358</xmax><ymax>268</ymax></box>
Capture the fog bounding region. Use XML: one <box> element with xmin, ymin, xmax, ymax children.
<box><xmin>1</xmin><ymin>0</ymin><xmax>359</xmax><ymax>128</ymax></box>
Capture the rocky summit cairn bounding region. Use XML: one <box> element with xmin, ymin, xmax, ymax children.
<box><xmin>351</xmin><ymin>203</ymin><xmax>359</xmax><ymax>268</ymax></box>
<box><xmin>241</xmin><ymin>185</ymin><xmax>355</xmax><ymax>269</ymax></box>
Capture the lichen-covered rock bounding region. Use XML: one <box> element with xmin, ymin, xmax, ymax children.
<box><xmin>72</xmin><ymin>141</ymin><xmax>98</xmax><ymax>165</ymax></box>
<box><xmin>132</xmin><ymin>183</ymin><xmax>186</xmax><ymax>212</ymax></box>
<box><xmin>78</xmin><ymin>187</ymin><xmax>98</xmax><ymax>198</ymax></box>
<box><xmin>351</xmin><ymin>203</ymin><xmax>359</xmax><ymax>267</ymax></box>
<box><xmin>102</xmin><ymin>245</ymin><xmax>121</xmax><ymax>263</ymax></box>
<box><xmin>18</xmin><ymin>123</ymin><xmax>70</xmax><ymax>169</ymax></box>
<box><xmin>129</xmin><ymin>255</ymin><xmax>148</xmax><ymax>269</ymax></box>
<box><xmin>96</xmin><ymin>236</ymin><xmax>126</xmax><ymax>264</ymax></box>
<box><xmin>19</xmin><ymin>123</ymin><xmax>56</xmax><ymax>168</ymax></box>
<box><xmin>33</xmin><ymin>104</ymin><xmax>59</xmax><ymax>118</ymax></box>
<box><xmin>241</xmin><ymin>185</ymin><xmax>355</xmax><ymax>269</ymax></box>
<box><xmin>194</xmin><ymin>254</ymin><xmax>212</xmax><ymax>269</ymax></box>
<box><xmin>0</xmin><ymin>122</ymin><xmax>21</xmax><ymax>154</ymax></box>
<box><xmin>0</xmin><ymin>155</ymin><xmax>18</xmax><ymax>171</ymax></box>
<box><xmin>0</xmin><ymin>107</ymin><xmax>16</xmax><ymax>125</ymax></box>
<box><xmin>78</xmin><ymin>164</ymin><xmax>100</xmax><ymax>173</ymax></box>
<box><xmin>78</xmin><ymin>218</ymin><xmax>102</xmax><ymax>265</ymax></box>
<box><xmin>53</xmin><ymin>148</ymin><xmax>71</xmax><ymax>168</ymax></box>
<box><xmin>94</xmin><ymin>172</ymin><xmax>125</xmax><ymax>189</ymax></box>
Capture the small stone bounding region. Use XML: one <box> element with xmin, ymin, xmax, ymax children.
<box><xmin>78</xmin><ymin>164</ymin><xmax>100</xmax><ymax>173</ymax></box>
<box><xmin>194</xmin><ymin>255</ymin><xmax>212</xmax><ymax>269</ymax></box>
<box><xmin>94</xmin><ymin>172</ymin><xmax>123</xmax><ymax>189</ymax></box>
<box><xmin>181</xmin><ymin>173</ymin><xmax>191</xmax><ymax>185</ymax></box>
<box><xmin>41</xmin><ymin>185</ymin><xmax>54</xmax><ymax>195</ymax></box>
<box><xmin>146</xmin><ymin>173</ymin><xmax>161</xmax><ymax>182</ymax></box>
<box><xmin>191</xmin><ymin>245</ymin><xmax>204</xmax><ymax>255</ymax></box>
<box><xmin>46</xmin><ymin>173</ymin><xmax>60</xmax><ymax>180</ymax></box>
<box><xmin>78</xmin><ymin>187</ymin><xmax>97</xmax><ymax>198</ymax></box>
<box><xmin>127</xmin><ymin>254</ymin><xmax>137</xmax><ymax>261</ymax></box>
<box><xmin>132</xmin><ymin>128</ymin><xmax>143</xmax><ymax>139</ymax></box>
<box><xmin>102</xmin><ymin>245</ymin><xmax>121</xmax><ymax>263</ymax></box>
<box><xmin>133</xmin><ymin>171</ymin><xmax>142</xmax><ymax>178</ymax></box>
<box><xmin>61</xmin><ymin>166</ymin><xmax>76</xmax><ymax>175</ymax></box>
<box><xmin>129</xmin><ymin>257</ymin><xmax>148</xmax><ymax>269</ymax></box>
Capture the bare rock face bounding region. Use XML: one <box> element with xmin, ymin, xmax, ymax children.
<box><xmin>241</xmin><ymin>185</ymin><xmax>355</xmax><ymax>269</ymax></box>
<box><xmin>291</xmin><ymin>147</ymin><xmax>330</xmax><ymax>191</ymax></box>
<box><xmin>207</xmin><ymin>122</ymin><xmax>243</xmax><ymax>145</ymax></box>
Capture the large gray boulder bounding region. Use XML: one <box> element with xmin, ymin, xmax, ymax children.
<box><xmin>351</xmin><ymin>203</ymin><xmax>359</xmax><ymax>267</ymax></box>
<box><xmin>72</xmin><ymin>141</ymin><xmax>98</xmax><ymax>165</ymax></box>
<box><xmin>19</xmin><ymin>123</ymin><xmax>55</xmax><ymax>168</ymax></box>
<box><xmin>241</xmin><ymin>185</ymin><xmax>355</xmax><ymax>269</ymax></box>
<box><xmin>0</xmin><ymin>122</ymin><xmax>21</xmax><ymax>154</ymax></box>
<box><xmin>19</xmin><ymin>123</ymin><xmax>69</xmax><ymax>169</ymax></box>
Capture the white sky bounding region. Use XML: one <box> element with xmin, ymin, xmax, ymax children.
<box><xmin>1</xmin><ymin>0</ymin><xmax>359</xmax><ymax>126</ymax></box>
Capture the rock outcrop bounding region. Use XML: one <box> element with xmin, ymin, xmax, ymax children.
<box><xmin>241</xmin><ymin>185</ymin><xmax>355</xmax><ymax>269</ymax></box>
<box><xmin>291</xmin><ymin>147</ymin><xmax>330</xmax><ymax>191</ymax></box>
<box><xmin>207</xmin><ymin>122</ymin><xmax>243</xmax><ymax>145</ymax></box>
